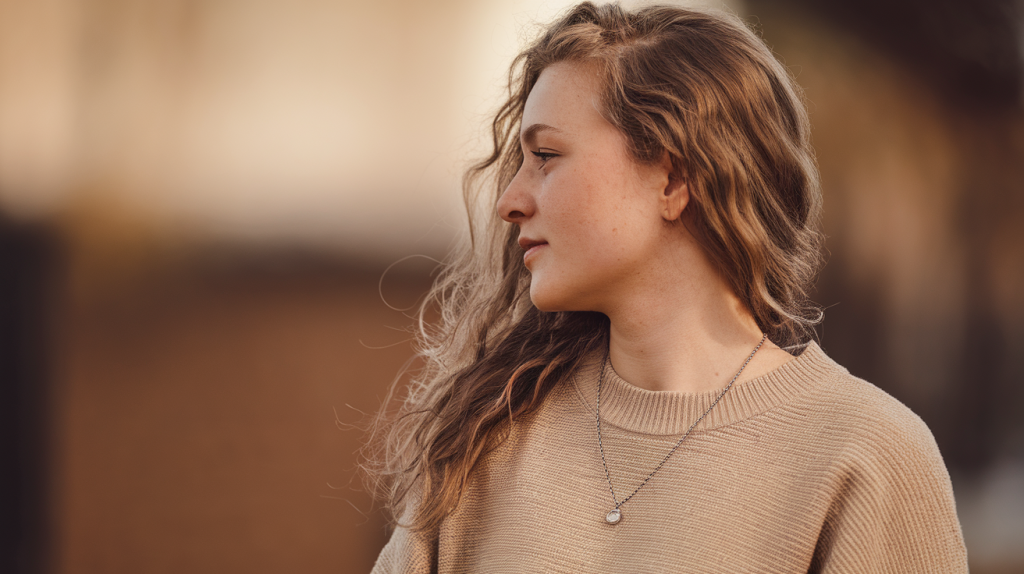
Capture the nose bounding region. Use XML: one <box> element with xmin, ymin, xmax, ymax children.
<box><xmin>497</xmin><ymin>165</ymin><xmax>535</xmax><ymax>224</ymax></box>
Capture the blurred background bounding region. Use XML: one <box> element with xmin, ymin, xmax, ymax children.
<box><xmin>1</xmin><ymin>0</ymin><xmax>1022</xmax><ymax>572</ymax></box>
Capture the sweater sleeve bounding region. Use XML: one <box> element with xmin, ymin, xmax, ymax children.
<box><xmin>370</xmin><ymin>504</ymin><xmax>438</xmax><ymax>574</ymax></box>
<box><xmin>370</xmin><ymin>526</ymin><xmax>437</xmax><ymax>574</ymax></box>
<box><xmin>811</xmin><ymin>408</ymin><xmax>969</xmax><ymax>573</ymax></box>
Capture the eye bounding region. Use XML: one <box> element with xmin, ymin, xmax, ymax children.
<box><xmin>530</xmin><ymin>149</ymin><xmax>559</xmax><ymax>168</ymax></box>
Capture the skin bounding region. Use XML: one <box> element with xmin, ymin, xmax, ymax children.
<box><xmin>497</xmin><ymin>61</ymin><xmax>794</xmax><ymax>393</ymax></box>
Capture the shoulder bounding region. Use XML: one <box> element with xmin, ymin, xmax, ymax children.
<box><xmin>787</xmin><ymin>344</ymin><xmax>957</xmax><ymax>516</ymax></box>
<box><xmin>789</xmin><ymin>344</ymin><xmax>939</xmax><ymax>452</ymax></box>
<box><xmin>772</xmin><ymin>343</ymin><xmax>951</xmax><ymax>486</ymax></box>
<box><xmin>788</xmin><ymin>346</ymin><xmax>968</xmax><ymax>571</ymax></box>
<box><xmin>815</xmin><ymin>363</ymin><xmax>944</xmax><ymax>470</ymax></box>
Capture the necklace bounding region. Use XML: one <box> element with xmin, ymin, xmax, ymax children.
<box><xmin>597</xmin><ymin>333</ymin><xmax>767</xmax><ymax>525</ymax></box>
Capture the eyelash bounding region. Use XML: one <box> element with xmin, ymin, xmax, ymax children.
<box><xmin>530</xmin><ymin>150</ymin><xmax>558</xmax><ymax>167</ymax></box>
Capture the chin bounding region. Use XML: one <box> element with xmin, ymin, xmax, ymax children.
<box><xmin>528</xmin><ymin>281</ymin><xmax>559</xmax><ymax>312</ymax></box>
<box><xmin>530</xmin><ymin>296</ymin><xmax>563</xmax><ymax>313</ymax></box>
<box><xmin>528</xmin><ymin>279</ymin><xmax>581</xmax><ymax>313</ymax></box>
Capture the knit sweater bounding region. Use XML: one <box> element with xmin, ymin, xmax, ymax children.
<box><xmin>371</xmin><ymin>341</ymin><xmax>968</xmax><ymax>573</ymax></box>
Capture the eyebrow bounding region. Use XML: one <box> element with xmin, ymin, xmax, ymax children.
<box><xmin>521</xmin><ymin>123</ymin><xmax>563</xmax><ymax>147</ymax></box>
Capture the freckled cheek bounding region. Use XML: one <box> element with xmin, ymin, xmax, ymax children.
<box><xmin>560</xmin><ymin>224</ymin><xmax>623</xmax><ymax>269</ymax></box>
<box><xmin>543</xmin><ymin>172</ymin><xmax>624</xmax><ymax>257</ymax></box>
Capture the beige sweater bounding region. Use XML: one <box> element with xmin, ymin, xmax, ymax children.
<box><xmin>371</xmin><ymin>342</ymin><xmax>968</xmax><ymax>573</ymax></box>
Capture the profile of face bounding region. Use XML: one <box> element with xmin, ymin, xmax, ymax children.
<box><xmin>497</xmin><ymin>62</ymin><xmax>687</xmax><ymax>314</ymax></box>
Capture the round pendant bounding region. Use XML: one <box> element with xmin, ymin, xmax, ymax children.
<box><xmin>605</xmin><ymin>508</ymin><xmax>622</xmax><ymax>524</ymax></box>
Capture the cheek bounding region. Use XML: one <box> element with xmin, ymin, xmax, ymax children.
<box><xmin>547</xmin><ymin>173</ymin><xmax>655</xmax><ymax>269</ymax></box>
<box><xmin>543</xmin><ymin>181</ymin><xmax>611</xmax><ymax>253</ymax></box>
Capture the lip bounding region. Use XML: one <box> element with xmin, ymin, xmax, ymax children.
<box><xmin>518</xmin><ymin>237</ymin><xmax>548</xmax><ymax>263</ymax></box>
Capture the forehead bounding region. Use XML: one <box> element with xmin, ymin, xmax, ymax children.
<box><xmin>521</xmin><ymin>61</ymin><xmax>618</xmax><ymax>141</ymax></box>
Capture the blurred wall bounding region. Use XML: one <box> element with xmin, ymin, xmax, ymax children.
<box><xmin>0</xmin><ymin>217</ymin><xmax>56</xmax><ymax>574</ymax></box>
<box><xmin>52</xmin><ymin>252</ymin><xmax>433</xmax><ymax>574</ymax></box>
<box><xmin>0</xmin><ymin>0</ymin><xmax>1021</xmax><ymax>573</ymax></box>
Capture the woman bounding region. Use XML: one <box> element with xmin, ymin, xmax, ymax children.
<box><xmin>366</xmin><ymin>3</ymin><xmax>967</xmax><ymax>572</ymax></box>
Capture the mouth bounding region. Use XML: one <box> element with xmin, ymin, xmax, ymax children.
<box><xmin>518</xmin><ymin>237</ymin><xmax>547</xmax><ymax>251</ymax></box>
<box><xmin>518</xmin><ymin>237</ymin><xmax>548</xmax><ymax>262</ymax></box>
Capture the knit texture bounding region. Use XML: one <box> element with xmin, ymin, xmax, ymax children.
<box><xmin>371</xmin><ymin>342</ymin><xmax>968</xmax><ymax>573</ymax></box>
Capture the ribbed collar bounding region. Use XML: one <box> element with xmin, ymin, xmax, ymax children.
<box><xmin>569</xmin><ymin>341</ymin><xmax>846</xmax><ymax>436</ymax></box>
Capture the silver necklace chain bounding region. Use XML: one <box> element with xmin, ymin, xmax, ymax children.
<box><xmin>596</xmin><ymin>333</ymin><xmax>767</xmax><ymax>524</ymax></box>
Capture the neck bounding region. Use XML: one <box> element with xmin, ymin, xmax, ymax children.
<box><xmin>603</xmin><ymin>247</ymin><xmax>791</xmax><ymax>394</ymax></box>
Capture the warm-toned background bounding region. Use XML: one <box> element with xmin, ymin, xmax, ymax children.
<box><xmin>2</xmin><ymin>0</ymin><xmax>1022</xmax><ymax>573</ymax></box>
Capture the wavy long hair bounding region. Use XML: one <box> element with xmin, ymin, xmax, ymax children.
<box><xmin>364</xmin><ymin>2</ymin><xmax>823</xmax><ymax>533</ymax></box>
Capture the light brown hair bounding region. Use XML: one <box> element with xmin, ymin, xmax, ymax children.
<box><xmin>364</xmin><ymin>1</ymin><xmax>823</xmax><ymax>533</ymax></box>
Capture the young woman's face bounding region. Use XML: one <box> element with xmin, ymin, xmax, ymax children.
<box><xmin>497</xmin><ymin>61</ymin><xmax>671</xmax><ymax>313</ymax></box>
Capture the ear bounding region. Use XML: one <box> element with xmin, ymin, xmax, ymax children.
<box><xmin>657</xmin><ymin>154</ymin><xmax>689</xmax><ymax>222</ymax></box>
